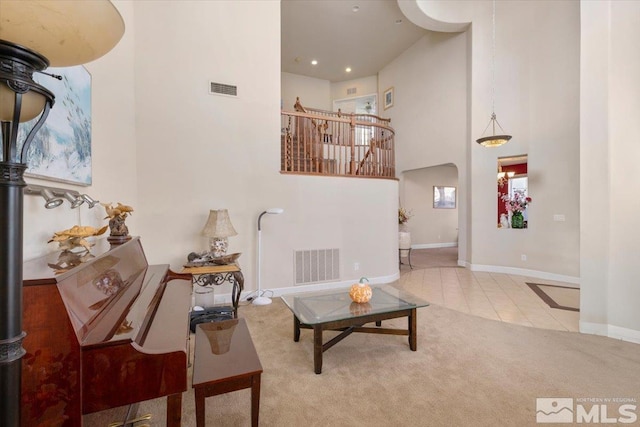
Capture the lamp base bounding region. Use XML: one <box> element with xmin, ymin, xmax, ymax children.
<box><xmin>210</xmin><ymin>237</ymin><xmax>228</xmax><ymax>258</ymax></box>
<box><xmin>252</xmin><ymin>296</ymin><xmax>272</xmax><ymax>306</ymax></box>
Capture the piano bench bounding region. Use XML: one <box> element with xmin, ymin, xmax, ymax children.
<box><xmin>192</xmin><ymin>318</ymin><xmax>263</xmax><ymax>427</ymax></box>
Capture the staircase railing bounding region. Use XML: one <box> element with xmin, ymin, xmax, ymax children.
<box><xmin>280</xmin><ymin>98</ymin><xmax>395</xmax><ymax>179</ymax></box>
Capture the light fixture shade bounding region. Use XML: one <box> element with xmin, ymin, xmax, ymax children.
<box><xmin>0</xmin><ymin>41</ymin><xmax>54</xmax><ymax>122</ymax></box>
<box><xmin>477</xmin><ymin>135</ymin><xmax>512</xmax><ymax>148</ymax></box>
<box><xmin>201</xmin><ymin>209</ymin><xmax>238</xmax><ymax>238</ymax></box>
<box><xmin>81</xmin><ymin>194</ymin><xmax>100</xmax><ymax>208</ymax></box>
<box><xmin>63</xmin><ymin>191</ymin><xmax>84</xmax><ymax>209</ymax></box>
<box><xmin>476</xmin><ymin>113</ymin><xmax>512</xmax><ymax>147</ymax></box>
<box><xmin>0</xmin><ymin>0</ymin><xmax>125</xmax><ymax>67</ymax></box>
<box><xmin>41</xmin><ymin>188</ymin><xmax>63</xmax><ymax>209</ymax></box>
<box><xmin>0</xmin><ymin>85</ymin><xmax>47</xmax><ymax>122</ymax></box>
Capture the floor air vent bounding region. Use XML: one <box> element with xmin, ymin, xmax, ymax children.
<box><xmin>209</xmin><ymin>82</ymin><xmax>238</xmax><ymax>97</ymax></box>
<box><xmin>294</xmin><ymin>249</ymin><xmax>340</xmax><ymax>285</ymax></box>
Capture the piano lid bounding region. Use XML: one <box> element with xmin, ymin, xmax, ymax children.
<box><xmin>23</xmin><ymin>237</ymin><xmax>173</xmax><ymax>347</ymax></box>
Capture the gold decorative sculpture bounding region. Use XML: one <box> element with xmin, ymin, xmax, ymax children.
<box><xmin>48</xmin><ymin>225</ymin><xmax>109</xmax><ymax>252</ymax></box>
<box><xmin>102</xmin><ymin>202</ymin><xmax>134</xmax><ymax>243</ymax></box>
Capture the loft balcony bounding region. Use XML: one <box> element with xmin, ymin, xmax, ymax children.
<box><xmin>281</xmin><ymin>98</ymin><xmax>396</xmax><ymax>179</ymax></box>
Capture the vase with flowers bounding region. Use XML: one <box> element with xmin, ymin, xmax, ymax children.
<box><xmin>398</xmin><ymin>207</ymin><xmax>413</xmax><ymax>232</ymax></box>
<box><xmin>501</xmin><ymin>192</ymin><xmax>532</xmax><ymax>229</ymax></box>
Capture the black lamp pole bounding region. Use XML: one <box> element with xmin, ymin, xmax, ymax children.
<box><xmin>0</xmin><ymin>40</ymin><xmax>54</xmax><ymax>427</ymax></box>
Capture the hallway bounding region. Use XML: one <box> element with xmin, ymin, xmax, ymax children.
<box><xmin>397</xmin><ymin>248</ymin><xmax>580</xmax><ymax>332</ymax></box>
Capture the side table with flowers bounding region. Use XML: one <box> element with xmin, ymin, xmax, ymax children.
<box><xmin>398</xmin><ymin>207</ymin><xmax>413</xmax><ymax>232</ymax></box>
<box><xmin>501</xmin><ymin>193</ymin><xmax>532</xmax><ymax>229</ymax></box>
<box><xmin>398</xmin><ymin>207</ymin><xmax>413</xmax><ymax>268</ymax></box>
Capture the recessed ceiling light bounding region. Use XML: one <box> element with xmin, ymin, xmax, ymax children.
<box><xmin>352</xmin><ymin>6</ymin><xmax>359</xmax><ymax>13</ymax></box>
<box><xmin>346</xmin><ymin>67</ymin><xmax>352</xmax><ymax>73</ymax></box>
<box><xmin>311</xmin><ymin>60</ymin><xmax>318</xmax><ymax>65</ymax></box>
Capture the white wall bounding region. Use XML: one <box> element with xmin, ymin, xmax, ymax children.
<box><xmin>331</xmin><ymin>75</ymin><xmax>378</xmax><ymax>103</ymax></box>
<box><xmin>133</xmin><ymin>0</ymin><xmax>398</xmax><ymax>298</ymax></box>
<box><xmin>22</xmin><ymin>1</ymin><xmax>399</xmax><ymax>301</ymax></box>
<box><xmin>281</xmin><ymin>73</ymin><xmax>379</xmax><ymax>113</ymax></box>
<box><xmin>405</xmin><ymin>0</ymin><xmax>639</xmax><ymax>340</ymax></box>
<box><xmin>23</xmin><ymin>0</ymin><xmax>137</xmax><ymax>260</ymax></box>
<box><xmin>402</xmin><ymin>1</ymin><xmax>580</xmax><ymax>282</ymax></box>
<box><xmin>580</xmin><ymin>0</ymin><xmax>640</xmax><ymax>342</ymax></box>
<box><xmin>402</xmin><ymin>165</ymin><xmax>459</xmax><ymax>247</ymax></box>
<box><xmin>281</xmin><ymin>72</ymin><xmax>330</xmax><ymax>112</ymax></box>
<box><xmin>607</xmin><ymin>0</ymin><xmax>640</xmax><ymax>340</ymax></box>
<box><xmin>468</xmin><ymin>0</ymin><xmax>580</xmax><ymax>279</ymax></box>
<box><xmin>378</xmin><ymin>29</ymin><xmax>468</xmax><ymax>263</ymax></box>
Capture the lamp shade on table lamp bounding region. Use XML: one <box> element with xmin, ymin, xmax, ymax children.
<box><xmin>201</xmin><ymin>209</ymin><xmax>238</xmax><ymax>257</ymax></box>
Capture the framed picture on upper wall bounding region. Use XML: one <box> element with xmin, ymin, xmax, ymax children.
<box><xmin>23</xmin><ymin>66</ymin><xmax>92</xmax><ymax>186</ymax></box>
<box><xmin>383</xmin><ymin>87</ymin><xmax>394</xmax><ymax>110</ymax></box>
<box><xmin>433</xmin><ymin>186</ymin><xmax>456</xmax><ymax>209</ymax></box>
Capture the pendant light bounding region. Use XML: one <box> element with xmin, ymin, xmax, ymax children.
<box><xmin>476</xmin><ymin>0</ymin><xmax>512</xmax><ymax>147</ymax></box>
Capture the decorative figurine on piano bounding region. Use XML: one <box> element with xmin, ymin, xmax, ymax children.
<box><xmin>48</xmin><ymin>225</ymin><xmax>109</xmax><ymax>252</ymax></box>
<box><xmin>102</xmin><ymin>202</ymin><xmax>134</xmax><ymax>243</ymax></box>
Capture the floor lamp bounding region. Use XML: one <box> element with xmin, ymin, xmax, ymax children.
<box><xmin>253</xmin><ymin>208</ymin><xmax>284</xmax><ymax>305</ymax></box>
<box><xmin>0</xmin><ymin>3</ymin><xmax>124</xmax><ymax>427</ymax></box>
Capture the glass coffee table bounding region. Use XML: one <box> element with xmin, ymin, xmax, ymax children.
<box><xmin>281</xmin><ymin>286</ymin><xmax>429</xmax><ymax>374</ymax></box>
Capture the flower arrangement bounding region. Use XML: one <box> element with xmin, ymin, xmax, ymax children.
<box><xmin>398</xmin><ymin>207</ymin><xmax>413</xmax><ymax>225</ymax></box>
<box><xmin>501</xmin><ymin>192</ymin><xmax>532</xmax><ymax>214</ymax></box>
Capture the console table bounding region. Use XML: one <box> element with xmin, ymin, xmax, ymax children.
<box><xmin>181</xmin><ymin>264</ymin><xmax>244</xmax><ymax>315</ymax></box>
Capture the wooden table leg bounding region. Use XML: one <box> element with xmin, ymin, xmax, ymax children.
<box><xmin>251</xmin><ymin>373</ymin><xmax>261</xmax><ymax>427</ymax></box>
<box><xmin>194</xmin><ymin>387</ymin><xmax>205</xmax><ymax>427</ymax></box>
<box><xmin>167</xmin><ymin>393</ymin><xmax>182</xmax><ymax>427</ymax></box>
<box><xmin>409</xmin><ymin>308</ymin><xmax>417</xmax><ymax>351</ymax></box>
<box><xmin>294</xmin><ymin>315</ymin><xmax>301</xmax><ymax>342</ymax></box>
<box><xmin>313</xmin><ymin>325</ymin><xmax>323</xmax><ymax>374</ymax></box>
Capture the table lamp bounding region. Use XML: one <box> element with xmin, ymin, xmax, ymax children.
<box><xmin>201</xmin><ymin>209</ymin><xmax>237</xmax><ymax>257</ymax></box>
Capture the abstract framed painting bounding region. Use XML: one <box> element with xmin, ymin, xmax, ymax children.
<box><xmin>383</xmin><ymin>87</ymin><xmax>394</xmax><ymax>110</ymax></box>
<box><xmin>433</xmin><ymin>186</ymin><xmax>456</xmax><ymax>209</ymax></box>
<box><xmin>22</xmin><ymin>66</ymin><xmax>92</xmax><ymax>186</ymax></box>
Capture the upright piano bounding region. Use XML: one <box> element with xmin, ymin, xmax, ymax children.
<box><xmin>21</xmin><ymin>237</ymin><xmax>192</xmax><ymax>426</ymax></box>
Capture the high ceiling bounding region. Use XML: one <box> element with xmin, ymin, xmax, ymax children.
<box><xmin>281</xmin><ymin>0</ymin><xmax>429</xmax><ymax>83</ymax></box>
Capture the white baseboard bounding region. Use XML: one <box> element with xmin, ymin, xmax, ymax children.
<box><xmin>412</xmin><ymin>242</ymin><xmax>458</xmax><ymax>249</ymax></box>
<box><xmin>214</xmin><ymin>271</ymin><xmax>401</xmax><ymax>304</ymax></box>
<box><xmin>270</xmin><ymin>272</ymin><xmax>401</xmax><ymax>297</ymax></box>
<box><xmin>580</xmin><ymin>321</ymin><xmax>640</xmax><ymax>344</ymax></box>
<box><xmin>468</xmin><ymin>263</ymin><xmax>580</xmax><ymax>286</ymax></box>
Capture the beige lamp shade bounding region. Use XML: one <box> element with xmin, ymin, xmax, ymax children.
<box><xmin>0</xmin><ymin>85</ymin><xmax>47</xmax><ymax>122</ymax></box>
<box><xmin>0</xmin><ymin>0</ymin><xmax>125</xmax><ymax>67</ymax></box>
<box><xmin>201</xmin><ymin>209</ymin><xmax>238</xmax><ymax>238</ymax></box>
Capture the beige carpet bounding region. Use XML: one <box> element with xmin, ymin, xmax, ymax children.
<box><xmin>85</xmin><ymin>293</ymin><xmax>640</xmax><ymax>427</ymax></box>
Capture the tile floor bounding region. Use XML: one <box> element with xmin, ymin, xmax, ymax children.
<box><xmin>397</xmin><ymin>248</ymin><xmax>580</xmax><ymax>332</ymax></box>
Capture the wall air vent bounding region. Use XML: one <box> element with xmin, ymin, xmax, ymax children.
<box><xmin>209</xmin><ymin>82</ymin><xmax>238</xmax><ymax>97</ymax></box>
<box><xmin>294</xmin><ymin>248</ymin><xmax>340</xmax><ymax>285</ymax></box>
<box><xmin>347</xmin><ymin>87</ymin><xmax>357</xmax><ymax>95</ymax></box>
